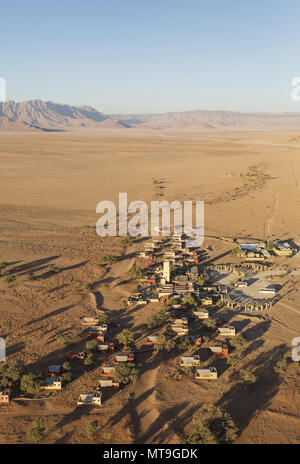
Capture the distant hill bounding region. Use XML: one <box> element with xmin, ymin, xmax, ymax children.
<box><xmin>110</xmin><ymin>110</ymin><xmax>300</xmax><ymax>130</ymax></box>
<box><xmin>1</xmin><ymin>100</ymin><xmax>300</xmax><ymax>131</ymax></box>
<box><xmin>0</xmin><ymin>100</ymin><xmax>118</xmax><ymax>131</ymax></box>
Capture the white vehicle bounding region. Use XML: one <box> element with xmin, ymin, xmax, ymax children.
<box><xmin>259</xmin><ymin>287</ymin><xmax>276</xmax><ymax>295</ymax></box>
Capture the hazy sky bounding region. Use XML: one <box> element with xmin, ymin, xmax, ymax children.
<box><xmin>1</xmin><ymin>0</ymin><xmax>300</xmax><ymax>113</ymax></box>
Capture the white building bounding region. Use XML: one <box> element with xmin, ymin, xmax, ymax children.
<box><xmin>163</xmin><ymin>261</ymin><xmax>171</xmax><ymax>283</ymax></box>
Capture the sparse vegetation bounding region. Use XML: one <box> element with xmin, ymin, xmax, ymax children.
<box><xmin>126</xmin><ymin>264</ymin><xmax>142</xmax><ymax>280</ymax></box>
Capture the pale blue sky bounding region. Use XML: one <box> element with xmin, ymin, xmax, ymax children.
<box><xmin>1</xmin><ymin>0</ymin><xmax>300</xmax><ymax>113</ymax></box>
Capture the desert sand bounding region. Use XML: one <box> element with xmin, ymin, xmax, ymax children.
<box><xmin>0</xmin><ymin>129</ymin><xmax>299</xmax><ymax>444</ymax></box>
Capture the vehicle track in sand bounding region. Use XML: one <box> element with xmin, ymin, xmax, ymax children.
<box><xmin>264</xmin><ymin>192</ymin><xmax>278</xmax><ymax>239</ymax></box>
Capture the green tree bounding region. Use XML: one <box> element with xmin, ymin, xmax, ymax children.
<box><xmin>20</xmin><ymin>372</ymin><xmax>43</xmax><ymax>394</ymax></box>
<box><xmin>185</xmin><ymin>406</ymin><xmax>238</xmax><ymax>444</ymax></box>
<box><xmin>145</xmin><ymin>310</ymin><xmax>170</xmax><ymax>329</ymax></box>
<box><xmin>154</xmin><ymin>337</ymin><xmax>176</xmax><ymax>353</ymax></box>
<box><xmin>183</xmin><ymin>295</ymin><xmax>197</xmax><ymax>309</ymax></box>
<box><xmin>0</xmin><ymin>359</ymin><xmax>24</xmax><ymax>388</ymax></box>
<box><xmin>116</xmin><ymin>329</ymin><xmax>134</xmax><ymax>351</ymax></box>
<box><xmin>176</xmin><ymin>336</ymin><xmax>192</xmax><ymax>351</ymax></box>
<box><xmin>114</xmin><ymin>362</ymin><xmax>139</xmax><ymax>384</ymax></box>
<box><xmin>273</xmin><ymin>352</ymin><xmax>291</xmax><ymax>376</ymax></box>
<box><xmin>126</xmin><ymin>264</ymin><xmax>142</xmax><ymax>280</ymax></box>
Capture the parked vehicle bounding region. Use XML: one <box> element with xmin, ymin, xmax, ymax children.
<box><xmin>67</xmin><ymin>352</ymin><xmax>85</xmax><ymax>361</ymax></box>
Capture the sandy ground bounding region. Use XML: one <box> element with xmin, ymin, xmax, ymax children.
<box><xmin>0</xmin><ymin>129</ymin><xmax>299</xmax><ymax>444</ymax></box>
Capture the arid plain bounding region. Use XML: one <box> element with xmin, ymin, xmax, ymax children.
<box><xmin>0</xmin><ymin>130</ymin><xmax>299</xmax><ymax>443</ymax></box>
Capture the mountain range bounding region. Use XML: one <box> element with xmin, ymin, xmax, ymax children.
<box><xmin>1</xmin><ymin>99</ymin><xmax>300</xmax><ymax>131</ymax></box>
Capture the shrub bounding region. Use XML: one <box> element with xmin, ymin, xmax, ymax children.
<box><xmin>229</xmin><ymin>335</ymin><xmax>248</xmax><ymax>351</ymax></box>
<box><xmin>27</xmin><ymin>418</ymin><xmax>45</xmax><ymax>443</ymax></box>
<box><xmin>231</xmin><ymin>247</ymin><xmax>239</xmax><ymax>256</ymax></box>
<box><xmin>97</xmin><ymin>313</ymin><xmax>108</xmax><ymax>325</ymax></box>
<box><xmin>63</xmin><ymin>361</ymin><xmax>72</xmax><ymax>371</ymax></box>
<box><xmin>25</xmin><ymin>339</ymin><xmax>34</xmax><ymax>353</ymax></box>
<box><xmin>73</xmin><ymin>282</ymin><xmax>92</xmax><ymax>293</ymax></box>
<box><xmin>185</xmin><ymin>406</ymin><xmax>238</xmax><ymax>444</ymax></box>
<box><xmin>1</xmin><ymin>320</ymin><xmax>12</xmax><ymax>331</ymax></box>
<box><xmin>20</xmin><ymin>372</ymin><xmax>43</xmax><ymax>394</ymax></box>
<box><xmin>120</xmin><ymin>299</ymin><xmax>127</xmax><ymax>309</ymax></box>
<box><xmin>99</xmin><ymin>255</ymin><xmax>117</xmax><ymax>265</ymax></box>
<box><xmin>62</xmin><ymin>371</ymin><xmax>73</xmax><ymax>382</ymax></box>
<box><xmin>121</xmin><ymin>237</ymin><xmax>133</xmax><ymax>246</ymax></box>
<box><xmin>87</xmin><ymin>420</ymin><xmax>98</xmax><ymax>441</ymax></box>
<box><xmin>114</xmin><ymin>362</ymin><xmax>139</xmax><ymax>384</ymax></box>
<box><xmin>84</xmin><ymin>352</ymin><xmax>93</xmax><ymax>366</ymax></box>
<box><xmin>56</xmin><ymin>334</ymin><xmax>72</xmax><ymax>346</ymax></box>
<box><xmin>48</xmin><ymin>264</ymin><xmax>60</xmax><ymax>274</ymax></box>
<box><xmin>273</xmin><ymin>352</ymin><xmax>291</xmax><ymax>375</ymax></box>
<box><xmin>239</xmin><ymin>369</ymin><xmax>257</xmax><ymax>385</ymax></box>
<box><xmin>85</xmin><ymin>340</ymin><xmax>98</xmax><ymax>352</ymax></box>
<box><xmin>226</xmin><ymin>353</ymin><xmax>240</xmax><ymax>366</ymax></box>
<box><xmin>201</xmin><ymin>319</ymin><xmax>216</xmax><ymax>331</ymax></box>
<box><xmin>266</xmin><ymin>241</ymin><xmax>275</xmax><ymax>251</ymax></box>
<box><xmin>0</xmin><ymin>262</ymin><xmax>7</xmax><ymax>272</ymax></box>
<box><xmin>2</xmin><ymin>275</ymin><xmax>16</xmax><ymax>283</ymax></box>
